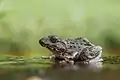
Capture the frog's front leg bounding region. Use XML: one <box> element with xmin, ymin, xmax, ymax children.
<box><xmin>66</xmin><ymin>52</ymin><xmax>79</xmax><ymax>59</ymax></box>
<box><xmin>62</xmin><ymin>52</ymin><xmax>79</xmax><ymax>65</ymax></box>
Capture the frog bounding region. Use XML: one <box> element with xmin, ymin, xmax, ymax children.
<box><xmin>39</xmin><ymin>35</ymin><xmax>103</xmax><ymax>67</ymax></box>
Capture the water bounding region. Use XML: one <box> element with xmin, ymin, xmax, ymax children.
<box><xmin>0</xmin><ymin>62</ymin><xmax>120</xmax><ymax>80</ymax></box>
<box><xmin>0</xmin><ymin>55</ymin><xmax>120</xmax><ymax>80</ymax></box>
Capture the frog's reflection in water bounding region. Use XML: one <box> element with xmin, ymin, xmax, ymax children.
<box><xmin>51</xmin><ymin>61</ymin><xmax>103</xmax><ymax>72</ymax></box>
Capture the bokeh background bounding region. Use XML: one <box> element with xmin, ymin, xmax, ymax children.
<box><xmin>0</xmin><ymin>0</ymin><xmax>120</xmax><ymax>80</ymax></box>
<box><xmin>0</xmin><ymin>0</ymin><xmax>120</xmax><ymax>56</ymax></box>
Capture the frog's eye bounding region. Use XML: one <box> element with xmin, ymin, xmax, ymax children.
<box><xmin>49</xmin><ymin>35</ymin><xmax>59</xmax><ymax>43</ymax></box>
<box><xmin>50</xmin><ymin>38</ymin><xmax>57</xmax><ymax>43</ymax></box>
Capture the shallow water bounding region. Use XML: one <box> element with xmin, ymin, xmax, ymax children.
<box><xmin>0</xmin><ymin>55</ymin><xmax>120</xmax><ymax>80</ymax></box>
<box><xmin>0</xmin><ymin>62</ymin><xmax>120</xmax><ymax>80</ymax></box>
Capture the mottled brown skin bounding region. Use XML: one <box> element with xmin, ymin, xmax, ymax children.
<box><xmin>39</xmin><ymin>35</ymin><xmax>103</xmax><ymax>69</ymax></box>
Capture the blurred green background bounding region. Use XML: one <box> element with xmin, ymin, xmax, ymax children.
<box><xmin>1</xmin><ymin>0</ymin><xmax>120</xmax><ymax>80</ymax></box>
<box><xmin>0</xmin><ymin>0</ymin><xmax>120</xmax><ymax>57</ymax></box>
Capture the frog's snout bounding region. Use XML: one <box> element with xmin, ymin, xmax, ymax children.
<box><xmin>39</xmin><ymin>38</ymin><xmax>45</xmax><ymax>47</ymax></box>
